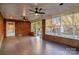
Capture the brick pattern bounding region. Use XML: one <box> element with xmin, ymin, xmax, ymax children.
<box><xmin>4</xmin><ymin>19</ymin><xmax>31</xmax><ymax>37</ymax></box>
<box><xmin>0</xmin><ymin>13</ymin><xmax>4</xmax><ymax>48</ymax></box>
<box><xmin>42</xmin><ymin>19</ymin><xmax>45</xmax><ymax>39</ymax></box>
<box><xmin>44</xmin><ymin>35</ymin><xmax>79</xmax><ymax>48</ymax></box>
<box><xmin>15</xmin><ymin>21</ymin><xmax>31</xmax><ymax>36</ymax></box>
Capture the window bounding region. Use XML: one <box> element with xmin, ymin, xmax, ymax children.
<box><xmin>52</xmin><ymin>16</ymin><xmax>61</xmax><ymax>34</ymax></box>
<box><xmin>45</xmin><ymin>13</ymin><xmax>79</xmax><ymax>40</ymax></box>
<box><xmin>60</xmin><ymin>14</ymin><xmax>74</xmax><ymax>38</ymax></box>
<box><xmin>31</xmin><ymin>21</ymin><xmax>42</xmax><ymax>36</ymax></box>
<box><xmin>31</xmin><ymin>22</ymin><xmax>36</xmax><ymax>32</ymax></box>
<box><xmin>74</xmin><ymin>13</ymin><xmax>79</xmax><ymax>38</ymax></box>
<box><xmin>45</xmin><ymin>19</ymin><xmax>52</xmax><ymax>34</ymax></box>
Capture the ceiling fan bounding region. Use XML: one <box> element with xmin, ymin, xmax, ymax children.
<box><xmin>59</xmin><ymin>3</ymin><xmax>64</xmax><ymax>6</ymax></box>
<box><xmin>29</xmin><ymin>7</ymin><xmax>45</xmax><ymax>15</ymax></box>
<box><xmin>21</xmin><ymin>16</ymin><xmax>28</xmax><ymax>21</ymax></box>
<box><xmin>21</xmin><ymin>10</ymin><xmax>28</xmax><ymax>21</ymax></box>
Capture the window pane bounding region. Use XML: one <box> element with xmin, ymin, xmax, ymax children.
<box><xmin>31</xmin><ymin>22</ymin><xmax>36</xmax><ymax>32</ymax></box>
<box><xmin>74</xmin><ymin>13</ymin><xmax>79</xmax><ymax>25</ymax></box>
<box><xmin>61</xmin><ymin>14</ymin><xmax>74</xmax><ymax>35</ymax></box>
<box><xmin>52</xmin><ymin>16</ymin><xmax>61</xmax><ymax>34</ymax></box>
<box><xmin>52</xmin><ymin>16</ymin><xmax>61</xmax><ymax>25</ymax></box>
<box><xmin>45</xmin><ymin>19</ymin><xmax>52</xmax><ymax>34</ymax></box>
<box><xmin>76</xmin><ymin>26</ymin><xmax>79</xmax><ymax>38</ymax></box>
<box><xmin>74</xmin><ymin>13</ymin><xmax>79</xmax><ymax>39</ymax></box>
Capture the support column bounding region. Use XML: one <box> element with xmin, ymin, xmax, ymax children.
<box><xmin>42</xmin><ymin>19</ymin><xmax>45</xmax><ymax>39</ymax></box>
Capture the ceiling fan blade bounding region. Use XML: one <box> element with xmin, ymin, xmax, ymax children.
<box><xmin>39</xmin><ymin>12</ymin><xmax>45</xmax><ymax>14</ymax></box>
<box><xmin>39</xmin><ymin>8</ymin><xmax>42</xmax><ymax>11</ymax></box>
<box><xmin>29</xmin><ymin>9</ymin><xmax>35</xmax><ymax>12</ymax></box>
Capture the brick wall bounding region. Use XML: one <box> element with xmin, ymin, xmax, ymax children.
<box><xmin>42</xmin><ymin>19</ymin><xmax>45</xmax><ymax>39</ymax></box>
<box><xmin>0</xmin><ymin>13</ymin><xmax>4</xmax><ymax>48</ymax></box>
<box><xmin>15</xmin><ymin>21</ymin><xmax>31</xmax><ymax>36</ymax></box>
<box><xmin>44</xmin><ymin>35</ymin><xmax>79</xmax><ymax>48</ymax></box>
<box><xmin>4</xmin><ymin>19</ymin><xmax>31</xmax><ymax>37</ymax></box>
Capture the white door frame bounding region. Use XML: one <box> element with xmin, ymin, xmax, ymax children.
<box><xmin>6</xmin><ymin>21</ymin><xmax>15</xmax><ymax>37</ymax></box>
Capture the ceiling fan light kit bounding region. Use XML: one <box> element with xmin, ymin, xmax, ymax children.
<box><xmin>35</xmin><ymin>13</ymin><xmax>39</xmax><ymax>16</ymax></box>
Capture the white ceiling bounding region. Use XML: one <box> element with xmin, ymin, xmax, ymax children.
<box><xmin>0</xmin><ymin>3</ymin><xmax>79</xmax><ymax>21</ymax></box>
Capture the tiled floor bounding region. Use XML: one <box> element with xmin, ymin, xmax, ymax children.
<box><xmin>0</xmin><ymin>36</ymin><xmax>79</xmax><ymax>55</ymax></box>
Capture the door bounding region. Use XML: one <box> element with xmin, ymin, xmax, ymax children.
<box><xmin>31</xmin><ymin>21</ymin><xmax>42</xmax><ymax>37</ymax></box>
<box><xmin>6</xmin><ymin>21</ymin><xmax>15</xmax><ymax>37</ymax></box>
